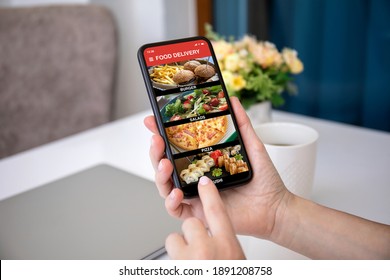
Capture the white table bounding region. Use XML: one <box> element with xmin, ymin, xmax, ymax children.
<box><xmin>1</xmin><ymin>110</ymin><xmax>389</xmax><ymax>259</ymax></box>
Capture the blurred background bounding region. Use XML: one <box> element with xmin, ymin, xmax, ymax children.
<box><xmin>1</xmin><ymin>0</ymin><xmax>389</xmax><ymax>158</ymax></box>
<box><xmin>211</xmin><ymin>0</ymin><xmax>390</xmax><ymax>132</ymax></box>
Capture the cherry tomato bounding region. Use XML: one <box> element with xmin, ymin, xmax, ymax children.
<box><xmin>219</xmin><ymin>104</ymin><xmax>228</xmax><ymax>111</ymax></box>
<box><xmin>203</xmin><ymin>104</ymin><xmax>211</xmax><ymax>111</ymax></box>
<box><xmin>183</xmin><ymin>100</ymin><xmax>192</xmax><ymax>110</ymax></box>
<box><xmin>210</xmin><ymin>98</ymin><xmax>220</xmax><ymax>107</ymax></box>
<box><xmin>202</xmin><ymin>89</ymin><xmax>211</xmax><ymax>95</ymax></box>
<box><xmin>217</xmin><ymin>91</ymin><xmax>225</xmax><ymax>98</ymax></box>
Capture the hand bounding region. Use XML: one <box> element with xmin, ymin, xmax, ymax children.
<box><xmin>146</xmin><ymin>97</ymin><xmax>390</xmax><ymax>259</ymax></box>
<box><xmin>166</xmin><ymin>176</ymin><xmax>245</xmax><ymax>259</ymax></box>
<box><xmin>144</xmin><ymin>97</ymin><xmax>290</xmax><ymax>239</ymax></box>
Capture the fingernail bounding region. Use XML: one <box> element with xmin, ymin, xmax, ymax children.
<box><xmin>169</xmin><ymin>189</ymin><xmax>176</xmax><ymax>200</ymax></box>
<box><xmin>199</xmin><ymin>176</ymin><xmax>210</xmax><ymax>185</ymax></box>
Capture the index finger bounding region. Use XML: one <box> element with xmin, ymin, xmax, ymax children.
<box><xmin>229</xmin><ymin>96</ymin><xmax>251</xmax><ymax>129</ymax></box>
<box><xmin>197</xmin><ymin>176</ymin><xmax>236</xmax><ymax>237</ymax></box>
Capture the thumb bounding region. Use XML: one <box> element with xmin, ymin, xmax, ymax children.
<box><xmin>197</xmin><ymin>176</ymin><xmax>235</xmax><ymax>237</ymax></box>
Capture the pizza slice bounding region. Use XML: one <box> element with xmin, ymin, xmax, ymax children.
<box><xmin>166</xmin><ymin>116</ymin><xmax>229</xmax><ymax>151</ymax></box>
<box><xmin>210</xmin><ymin>115</ymin><xmax>228</xmax><ymax>133</ymax></box>
<box><xmin>166</xmin><ymin>123</ymin><xmax>198</xmax><ymax>150</ymax></box>
<box><xmin>195</xmin><ymin>116</ymin><xmax>227</xmax><ymax>148</ymax></box>
<box><xmin>197</xmin><ymin>127</ymin><xmax>225</xmax><ymax>148</ymax></box>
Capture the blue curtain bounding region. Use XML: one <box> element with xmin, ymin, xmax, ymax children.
<box><xmin>270</xmin><ymin>0</ymin><xmax>390</xmax><ymax>131</ymax></box>
<box><xmin>213</xmin><ymin>0</ymin><xmax>248</xmax><ymax>39</ymax></box>
<box><xmin>213</xmin><ymin>0</ymin><xmax>390</xmax><ymax>131</ymax></box>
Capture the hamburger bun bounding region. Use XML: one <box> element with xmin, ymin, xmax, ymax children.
<box><xmin>184</xmin><ymin>60</ymin><xmax>201</xmax><ymax>72</ymax></box>
<box><xmin>194</xmin><ymin>64</ymin><xmax>216</xmax><ymax>79</ymax></box>
<box><xmin>173</xmin><ymin>70</ymin><xmax>196</xmax><ymax>85</ymax></box>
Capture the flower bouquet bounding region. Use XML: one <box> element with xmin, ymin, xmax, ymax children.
<box><xmin>206</xmin><ymin>24</ymin><xmax>304</xmax><ymax>109</ymax></box>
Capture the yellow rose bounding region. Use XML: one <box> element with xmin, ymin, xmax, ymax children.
<box><xmin>263</xmin><ymin>42</ymin><xmax>283</xmax><ymax>68</ymax></box>
<box><xmin>212</xmin><ymin>40</ymin><xmax>234</xmax><ymax>61</ymax></box>
<box><xmin>218</xmin><ymin>60</ymin><xmax>225</xmax><ymax>71</ymax></box>
<box><xmin>224</xmin><ymin>53</ymin><xmax>240</xmax><ymax>72</ymax></box>
<box><xmin>231</xmin><ymin>74</ymin><xmax>246</xmax><ymax>91</ymax></box>
<box><xmin>221</xmin><ymin>70</ymin><xmax>234</xmax><ymax>86</ymax></box>
<box><xmin>249</xmin><ymin>41</ymin><xmax>282</xmax><ymax>68</ymax></box>
<box><xmin>282</xmin><ymin>48</ymin><xmax>304</xmax><ymax>74</ymax></box>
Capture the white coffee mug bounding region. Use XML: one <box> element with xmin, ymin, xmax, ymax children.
<box><xmin>254</xmin><ymin>122</ymin><xmax>319</xmax><ymax>199</ymax></box>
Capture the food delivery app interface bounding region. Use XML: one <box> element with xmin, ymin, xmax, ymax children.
<box><xmin>143</xmin><ymin>39</ymin><xmax>250</xmax><ymax>189</ymax></box>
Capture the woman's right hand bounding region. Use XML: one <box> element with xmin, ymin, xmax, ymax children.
<box><xmin>144</xmin><ymin>96</ymin><xmax>291</xmax><ymax>239</ymax></box>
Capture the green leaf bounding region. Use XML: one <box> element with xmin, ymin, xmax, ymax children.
<box><xmin>271</xmin><ymin>94</ymin><xmax>285</xmax><ymax>107</ymax></box>
<box><xmin>209</xmin><ymin>85</ymin><xmax>223</xmax><ymax>93</ymax></box>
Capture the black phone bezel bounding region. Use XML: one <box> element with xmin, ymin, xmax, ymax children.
<box><xmin>137</xmin><ymin>36</ymin><xmax>253</xmax><ymax>198</ymax></box>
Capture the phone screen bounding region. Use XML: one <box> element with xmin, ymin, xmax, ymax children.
<box><xmin>138</xmin><ymin>37</ymin><xmax>252</xmax><ymax>197</ymax></box>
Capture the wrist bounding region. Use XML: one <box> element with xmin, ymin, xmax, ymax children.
<box><xmin>267</xmin><ymin>190</ymin><xmax>298</xmax><ymax>245</ymax></box>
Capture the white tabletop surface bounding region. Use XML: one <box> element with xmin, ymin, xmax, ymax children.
<box><xmin>1</xmin><ymin>110</ymin><xmax>389</xmax><ymax>259</ymax></box>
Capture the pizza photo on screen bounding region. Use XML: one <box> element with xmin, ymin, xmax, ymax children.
<box><xmin>165</xmin><ymin>115</ymin><xmax>237</xmax><ymax>154</ymax></box>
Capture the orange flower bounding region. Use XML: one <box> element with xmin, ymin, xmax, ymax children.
<box><xmin>282</xmin><ymin>48</ymin><xmax>304</xmax><ymax>74</ymax></box>
<box><xmin>212</xmin><ymin>40</ymin><xmax>234</xmax><ymax>61</ymax></box>
<box><xmin>249</xmin><ymin>41</ymin><xmax>282</xmax><ymax>68</ymax></box>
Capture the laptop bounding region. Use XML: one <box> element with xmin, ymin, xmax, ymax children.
<box><xmin>0</xmin><ymin>164</ymin><xmax>181</xmax><ymax>259</ymax></box>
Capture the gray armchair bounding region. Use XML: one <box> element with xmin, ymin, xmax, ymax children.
<box><xmin>0</xmin><ymin>5</ymin><xmax>117</xmax><ymax>159</ymax></box>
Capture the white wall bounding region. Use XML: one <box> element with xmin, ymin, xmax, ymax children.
<box><xmin>0</xmin><ymin>0</ymin><xmax>197</xmax><ymax>118</ymax></box>
<box><xmin>93</xmin><ymin>0</ymin><xmax>197</xmax><ymax>118</ymax></box>
<box><xmin>91</xmin><ymin>0</ymin><xmax>165</xmax><ymax>118</ymax></box>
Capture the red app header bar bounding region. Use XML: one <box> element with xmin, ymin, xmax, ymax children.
<box><xmin>143</xmin><ymin>39</ymin><xmax>211</xmax><ymax>67</ymax></box>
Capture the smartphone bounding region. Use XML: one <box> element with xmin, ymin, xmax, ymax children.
<box><xmin>138</xmin><ymin>36</ymin><xmax>252</xmax><ymax>197</ymax></box>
